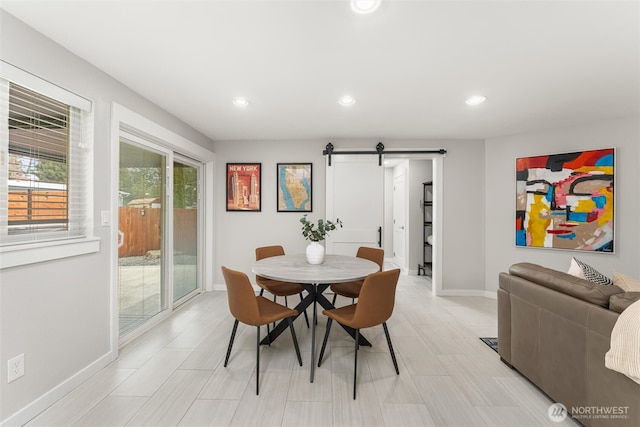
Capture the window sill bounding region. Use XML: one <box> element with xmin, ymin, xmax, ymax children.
<box><xmin>0</xmin><ymin>237</ymin><xmax>101</xmax><ymax>269</ymax></box>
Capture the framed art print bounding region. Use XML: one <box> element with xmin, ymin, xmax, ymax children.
<box><xmin>226</xmin><ymin>163</ymin><xmax>261</xmax><ymax>211</ymax></box>
<box><xmin>515</xmin><ymin>148</ymin><xmax>614</xmax><ymax>252</ymax></box>
<box><xmin>277</xmin><ymin>163</ymin><xmax>312</xmax><ymax>212</ymax></box>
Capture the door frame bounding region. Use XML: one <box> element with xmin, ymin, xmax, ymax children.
<box><xmin>110</xmin><ymin>103</ymin><xmax>215</xmax><ymax>355</ymax></box>
<box><xmin>329</xmin><ymin>151</ymin><xmax>443</xmax><ymax>296</ymax></box>
<box><xmin>384</xmin><ymin>154</ymin><xmax>443</xmax><ymax>296</ymax></box>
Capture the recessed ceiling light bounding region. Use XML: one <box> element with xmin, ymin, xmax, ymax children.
<box><xmin>465</xmin><ymin>95</ymin><xmax>487</xmax><ymax>106</ymax></box>
<box><xmin>233</xmin><ymin>97</ymin><xmax>249</xmax><ymax>107</ymax></box>
<box><xmin>339</xmin><ymin>95</ymin><xmax>356</xmax><ymax>106</ymax></box>
<box><xmin>351</xmin><ymin>0</ymin><xmax>382</xmax><ymax>14</ymax></box>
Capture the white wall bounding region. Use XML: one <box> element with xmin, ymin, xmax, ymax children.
<box><xmin>213</xmin><ymin>138</ymin><xmax>486</xmax><ymax>294</ymax></box>
<box><xmin>0</xmin><ymin>11</ymin><xmax>214</xmax><ymax>424</ymax></box>
<box><xmin>212</xmin><ymin>139</ymin><xmax>328</xmax><ymax>287</ymax></box>
<box><xmin>484</xmin><ymin>117</ymin><xmax>640</xmax><ymax>294</ymax></box>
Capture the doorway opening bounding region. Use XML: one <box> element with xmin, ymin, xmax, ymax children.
<box><xmin>383</xmin><ymin>158</ymin><xmax>433</xmax><ymax>276</ymax></box>
<box><xmin>326</xmin><ymin>153</ymin><xmax>442</xmax><ymax>295</ymax></box>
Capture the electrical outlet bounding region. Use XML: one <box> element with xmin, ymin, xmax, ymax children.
<box><xmin>7</xmin><ymin>353</ymin><xmax>24</xmax><ymax>383</ymax></box>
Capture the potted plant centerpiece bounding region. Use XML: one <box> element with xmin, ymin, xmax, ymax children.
<box><xmin>300</xmin><ymin>214</ymin><xmax>342</xmax><ymax>264</ymax></box>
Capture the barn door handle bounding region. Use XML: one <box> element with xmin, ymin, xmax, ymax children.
<box><xmin>378</xmin><ymin>226</ymin><xmax>382</xmax><ymax>248</ymax></box>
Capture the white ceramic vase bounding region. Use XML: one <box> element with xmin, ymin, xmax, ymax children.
<box><xmin>306</xmin><ymin>241</ymin><xmax>325</xmax><ymax>264</ymax></box>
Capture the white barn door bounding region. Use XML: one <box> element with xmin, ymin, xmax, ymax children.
<box><xmin>325</xmin><ymin>155</ymin><xmax>384</xmax><ymax>256</ymax></box>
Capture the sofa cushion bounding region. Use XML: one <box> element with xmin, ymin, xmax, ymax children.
<box><xmin>613</xmin><ymin>272</ymin><xmax>640</xmax><ymax>292</ymax></box>
<box><xmin>609</xmin><ymin>292</ymin><xmax>640</xmax><ymax>314</ymax></box>
<box><xmin>509</xmin><ymin>263</ymin><xmax>623</xmax><ymax>308</ymax></box>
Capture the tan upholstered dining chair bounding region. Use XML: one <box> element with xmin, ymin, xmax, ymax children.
<box><xmin>330</xmin><ymin>246</ymin><xmax>384</xmax><ymax>305</ymax></box>
<box><xmin>318</xmin><ymin>268</ymin><xmax>401</xmax><ymax>399</ymax></box>
<box><xmin>221</xmin><ymin>266</ymin><xmax>302</xmax><ymax>395</ymax></box>
<box><xmin>255</xmin><ymin>245</ymin><xmax>310</xmax><ymax>328</ymax></box>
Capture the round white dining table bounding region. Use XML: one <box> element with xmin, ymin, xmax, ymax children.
<box><xmin>252</xmin><ymin>253</ymin><xmax>378</xmax><ymax>284</ymax></box>
<box><xmin>252</xmin><ymin>253</ymin><xmax>379</xmax><ymax>382</ymax></box>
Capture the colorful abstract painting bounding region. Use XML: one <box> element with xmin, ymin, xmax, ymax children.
<box><xmin>515</xmin><ymin>148</ymin><xmax>614</xmax><ymax>252</ymax></box>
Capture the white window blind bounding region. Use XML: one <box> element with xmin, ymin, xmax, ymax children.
<box><xmin>0</xmin><ymin>65</ymin><xmax>93</xmax><ymax>247</ymax></box>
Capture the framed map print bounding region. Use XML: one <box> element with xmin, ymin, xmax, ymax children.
<box><xmin>277</xmin><ymin>163</ymin><xmax>312</xmax><ymax>212</ymax></box>
<box><xmin>226</xmin><ymin>163</ymin><xmax>261</xmax><ymax>211</ymax></box>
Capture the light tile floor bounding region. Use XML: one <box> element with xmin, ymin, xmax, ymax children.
<box><xmin>26</xmin><ymin>272</ymin><xmax>580</xmax><ymax>426</ymax></box>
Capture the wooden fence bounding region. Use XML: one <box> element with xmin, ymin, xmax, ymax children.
<box><xmin>8</xmin><ymin>189</ymin><xmax>67</xmax><ymax>224</ymax></box>
<box><xmin>118</xmin><ymin>207</ymin><xmax>197</xmax><ymax>258</ymax></box>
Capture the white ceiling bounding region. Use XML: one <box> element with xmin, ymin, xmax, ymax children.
<box><xmin>2</xmin><ymin>0</ymin><xmax>638</xmax><ymax>141</ymax></box>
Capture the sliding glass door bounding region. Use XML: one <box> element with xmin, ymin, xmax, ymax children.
<box><xmin>118</xmin><ymin>140</ymin><xmax>167</xmax><ymax>337</ymax></box>
<box><xmin>118</xmin><ymin>139</ymin><xmax>203</xmax><ymax>338</ymax></box>
<box><xmin>173</xmin><ymin>157</ymin><xmax>200</xmax><ymax>303</ymax></box>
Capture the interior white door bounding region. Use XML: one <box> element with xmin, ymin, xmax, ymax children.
<box><xmin>325</xmin><ymin>155</ymin><xmax>384</xmax><ymax>256</ymax></box>
<box><xmin>392</xmin><ymin>173</ymin><xmax>406</xmax><ymax>269</ymax></box>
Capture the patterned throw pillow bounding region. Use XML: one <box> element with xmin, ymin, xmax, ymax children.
<box><xmin>573</xmin><ymin>258</ymin><xmax>613</xmax><ymax>286</ymax></box>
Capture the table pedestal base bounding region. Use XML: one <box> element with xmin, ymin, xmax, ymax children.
<box><xmin>259</xmin><ymin>283</ymin><xmax>371</xmax><ymax>382</ymax></box>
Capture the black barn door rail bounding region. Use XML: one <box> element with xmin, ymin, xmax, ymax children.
<box><xmin>323</xmin><ymin>142</ymin><xmax>447</xmax><ymax>166</ymax></box>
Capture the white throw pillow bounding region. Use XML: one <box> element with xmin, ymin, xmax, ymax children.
<box><xmin>567</xmin><ymin>257</ymin><xmax>586</xmax><ymax>279</ymax></box>
<box><xmin>613</xmin><ymin>272</ymin><xmax>640</xmax><ymax>292</ymax></box>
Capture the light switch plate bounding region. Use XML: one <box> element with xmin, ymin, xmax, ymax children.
<box><xmin>101</xmin><ymin>211</ymin><xmax>110</xmax><ymax>227</ymax></box>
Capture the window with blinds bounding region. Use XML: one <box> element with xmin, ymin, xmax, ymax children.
<box><xmin>7</xmin><ymin>84</ymin><xmax>70</xmax><ymax>231</ymax></box>
<box><xmin>1</xmin><ymin>67</ymin><xmax>92</xmax><ymax>247</ymax></box>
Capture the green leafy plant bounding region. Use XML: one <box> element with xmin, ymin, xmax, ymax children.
<box><xmin>300</xmin><ymin>214</ymin><xmax>343</xmax><ymax>242</ymax></box>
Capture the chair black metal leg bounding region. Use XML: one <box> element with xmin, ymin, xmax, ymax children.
<box><xmin>266</xmin><ymin>324</ymin><xmax>271</xmax><ymax>346</ymax></box>
<box><xmin>300</xmin><ymin>293</ymin><xmax>310</xmax><ymax>328</ymax></box>
<box><xmin>288</xmin><ymin>317</ymin><xmax>303</xmax><ymax>366</ymax></box>
<box><xmin>256</xmin><ymin>326</ymin><xmax>260</xmax><ymax>395</ymax></box>
<box><xmin>318</xmin><ymin>318</ymin><xmax>333</xmax><ymax>367</ymax></box>
<box><xmin>224</xmin><ymin>319</ymin><xmax>239</xmax><ymax>367</ymax></box>
<box><xmin>383</xmin><ymin>322</ymin><xmax>399</xmax><ymax>375</ymax></box>
<box><xmin>332</xmin><ymin>293</ymin><xmax>337</xmax><ymax>306</ymax></box>
<box><xmin>273</xmin><ymin>296</ymin><xmax>277</xmax><ymax>328</ymax></box>
<box><xmin>259</xmin><ymin>289</ymin><xmax>264</xmax><ymax>296</ymax></box>
<box><xmin>285</xmin><ymin>296</ymin><xmax>288</xmax><ymax>306</ymax></box>
<box><xmin>354</xmin><ymin>328</ymin><xmax>359</xmax><ymax>400</ymax></box>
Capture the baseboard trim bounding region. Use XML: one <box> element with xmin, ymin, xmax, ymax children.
<box><xmin>1</xmin><ymin>351</ymin><xmax>115</xmax><ymax>427</ymax></box>
<box><xmin>437</xmin><ymin>289</ymin><xmax>497</xmax><ymax>298</ymax></box>
<box><xmin>484</xmin><ymin>290</ymin><xmax>497</xmax><ymax>299</ymax></box>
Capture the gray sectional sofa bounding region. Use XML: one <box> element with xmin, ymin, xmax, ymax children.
<box><xmin>498</xmin><ymin>262</ymin><xmax>640</xmax><ymax>427</ymax></box>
